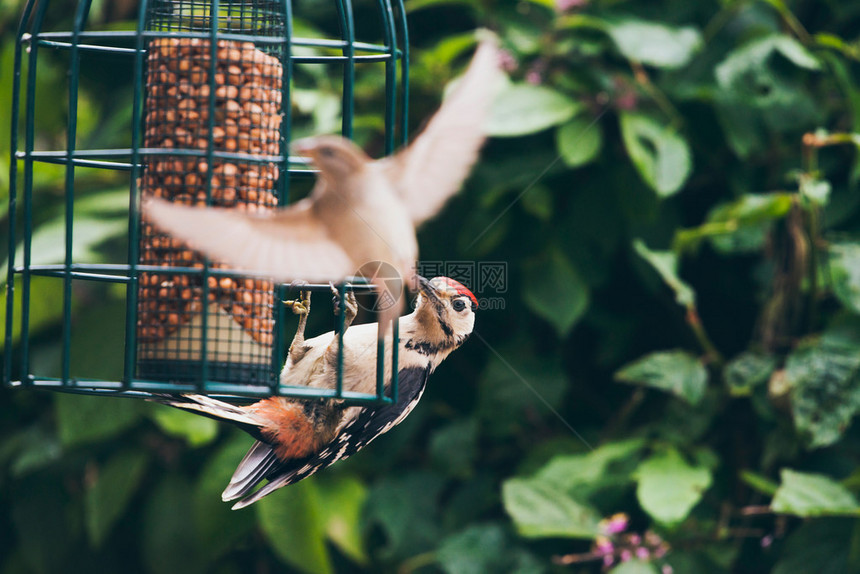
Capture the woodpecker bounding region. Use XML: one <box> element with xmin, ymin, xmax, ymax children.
<box><xmin>142</xmin><ymin>34</ymin><xmax>502</xmax><ymax>336</ymax></box>
<box><xmin>151</xmin><ymin>276</ymin><xmax>477</xmax><ymax>509</ymax></box>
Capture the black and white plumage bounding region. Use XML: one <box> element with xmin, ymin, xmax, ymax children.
<box><xmin>151</xmin><ymin>276</ymin><xmax>477</xmax><ymax>509</ymax></box>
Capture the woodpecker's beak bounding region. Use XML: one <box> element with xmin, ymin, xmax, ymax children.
<box><xmin>417</xmin><ymin>275</ymin><xmax>442</xmax><ymax>304</ymax></box>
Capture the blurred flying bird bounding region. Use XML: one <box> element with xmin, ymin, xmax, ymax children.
<box><xmin>143</xmin><ymin>35</ymin><xmax>502</xmax><ymax>336</ymax></box>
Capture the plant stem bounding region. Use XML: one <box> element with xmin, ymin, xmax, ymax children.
<box><xmin>738</xmin><ymin>505</ymin><xmax>773</xmax><ymax>516</ymax></box>
<box><xmin>686</xmin><ymin>306</ymin><xmax>724</xmax><ymax>366</ymax></box>
<box><xmin>398</xmin><ymin>552</ymin><xmax>436</xmax><ymax>574</ymax></box>
<box><xmin>602</xmin><ymin>388</ymin><xmax>646</xmax><ymax>440</ymax></box>
<box><xmin>759</xmin><ymin>0</ymin><xmax>811</xmax><ymax>43</ymax></box>
<box><xmin>630</xmin><ymin>61</ymin><xmax>683</xmax><ymax>129</ymax></box>
<box><xmin>800</xmin><ymin>136</ymin><xmax>825</xmax><ymax>334</ymax></box>
<box><xmin>805</xmin><ymin>202</ymin><xmax>821</xmax><ymax>332</ymax></box>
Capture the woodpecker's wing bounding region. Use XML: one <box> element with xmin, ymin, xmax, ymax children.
<box><xmin>377</xmin><ymin>36</ymin><xmax>501</xmax><ymax>226</ymax></box>
<box><xmin>148</xmin><ymin>394</ymin><xmax>267</xmax><ymax>441</ymax></box>
<box><xmin>143</xmin><ymin>196</ymin><xmax>354</xmax><ymax>282</ymax></box>
<box><xmin>229</xmin><ymin>364</ymin><xmax>432</xmax><ymax>510</ymax></box>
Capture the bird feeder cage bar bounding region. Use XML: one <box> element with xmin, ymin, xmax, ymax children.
<box><xmin>61</xmin><ymin>0</ymin><xmax>88</xmax><ymax>387</ymax></box>
<box><xmin>5</xmin><ymin>0</ymin><xmax>409</xmax><ymax>405</ymax></box>
<box><xmin>336</xmin><ymin>0</ymin><xmax>354</xmax><ymax>139</ymax></box>
<box><xmin>124</xmin><ymin>0</ymin><xmax>148</xmax><ymax>390</ymax></box>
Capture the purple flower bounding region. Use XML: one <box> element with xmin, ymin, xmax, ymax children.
<box><xmin>525</xmin><ymin>70</ymin><xmax>542</xmax><ymax>85</ymax></box>
<box><xmin>761</xmin><ymin>534</ymin><xmax>773</xmax><ymax>548</ymax></box>
<box><xmin>603</xmin><ymin>554</ymin><xmax>615</xmax><ymax>567</ymax></box>
<box><xmin>497</xmin><ymin>50</ymin><xmax>518</xmax><ymax>73</ymax></box>
<box><xmin>600</xmin><ymin>513</ymin><xmax>629</xmax><ymax>535</ymax></box>
<box><xmin>629</xmin><ymin>533</ymin><xmax>642</xmax><ymax>546</ymax></box>
<box><xmin>662</xmin><ymin>565</ymin><xmax>674</xmax><ymax>574</ymax></box>
<box><xmin>595</xmin><ymin>537</ymin><xmax>614</xmax><ymax>555</ymax></box>
<box><xmin>620</xmin><ymin>549</ymin><xmax>633</xmax><ymax>562</ymax></box>
<box><xmin>635</xmin><ymin>547</ymin><xmax>650</xmax><ymax>560</ymax></box>
<box><xmin>555</xmin><ymin>0</ymin><xmax>588</xmax><ymax>12</ymax></box>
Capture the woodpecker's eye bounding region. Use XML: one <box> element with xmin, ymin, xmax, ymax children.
<box><xmin>319</xmin><ymin>147</ymin><xmax>335</xmax><ymax>158</ymax></box>
<box><xmin>452</xmin><ymin>299</ymin><xmax>467</xmax><ymax>312</ymax></box>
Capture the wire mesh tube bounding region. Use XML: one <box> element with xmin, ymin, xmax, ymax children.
<box><xmin>137</xmin><ymin>3</ymin><xmax>286</xmax><ymax>384</ymax></box>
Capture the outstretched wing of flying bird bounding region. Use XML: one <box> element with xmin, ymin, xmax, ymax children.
<box><xmin>143</xmin><ymin>196</ymin><xmax>355</xmax><ymax>282</ymax></box>
<box><xmin>378</xmin><ymin>35</ymin><xmax>502</xmax><ymax>226</ymax></box>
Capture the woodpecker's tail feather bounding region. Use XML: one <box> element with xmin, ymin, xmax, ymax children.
<box><xmin>231</xmin><ymin>470</ymin><xmax>303</xmax><ymax>510</ymax></box>
<box><xmin>221</xmin><ymin>440</ymin><xmax>281</xmax><ymax>503</ymax></box>
<box><xmin>148</xmin><ymin>394</ymin><xmax>266</xmax><ymax>441</ymax></box>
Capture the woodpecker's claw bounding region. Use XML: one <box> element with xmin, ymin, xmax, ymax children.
<box><xmin>330</xmin><ymin>282</ymin><xmax>358</xmax><ymax>325</ymax></box>
<box><xmin>284</xmin><ymin>290</ymin><xmax>311</xmax><ymax>316</ymax></box>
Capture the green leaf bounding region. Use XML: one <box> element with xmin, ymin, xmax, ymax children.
<box><xmin>664</xmin><ymin>549</ymin><xmax>729</xmax><ymax>574</ymax></box>
<box><xmin>800</xmin><ymin>177</ymin><xmax>831</xmax><ymax>206</ymax></box>
<box><xmin>633</xmin><ymin>239</ymin><xmax>696</xmax><ymax>307</ymax></box>
<box><xmin>86</xmin><ymin>450</ymin><xmax>149</xmax><ymax>548</ymax></box>
<box><xmin>556</xmin><ymin>116</ymin><xmax>603</xmax><ymax>168</ymax></box>
<box><xmin>773</xmin><ymin>518</ymin><xmax>857</xmax><ymax>574</ymax></box>
<box><xmin>1</xmin><ymin>216</ymin><xmax>127</xmax><ymax>284</ymax></box>
<box><xmin>522</xmin><ymin>247</ymin><xmax>590</xmax><ymax>336</ymax></box>
<box><xmin>418</xmin><ymin>33</ymin><xmax>479</xmax><ymax>68</ymax></box>
<box><xmin>520</xmin><ymin>184</ymin><xmax>554</xmax><ymax>221</ymax></box>
<box><xmin>10</xmin><ymin>472</ymin><xmax>78</xmax><ymax>574</ymax></box>
<box><xmin>724</xmin><ymin>352</ymin><xmax>777</xmax><ymax>396</ymax></box>
<box><xmin>676</xmin><ymin>193</ymin><xmax>794</xmax><ymax>255</ymax></box>
<box><xmin>149</xmin><ymin>404</ymin><xmax>219</xmax><ymax>447</ymax></box>
<box><xmin>785</xmin><ymin>335</ymin><xmax>860</xmax><ymax>448</ymax></box>
<box><xmin>8</xmin><ymin>428</ymin><xmax>62</xmax><ymax>477</ymax></box>
<box><xmin>429</xmin><ymin>418</ymin><xmax>478</xmax><ymax>477</ymax></box>
<box><xmin>458</xmin><ymin>201</ymin><xmax>512</xmax><ymax>255</ymax></box>
<box><xmin>635</xmin><ymin>447</ymin><xmax>712</xmax><ymax>528</ymax></box>
<box><xmin>536</xmin><ymin>438</ymin><xmax>646</xmax><ymax>493</ymax></box>
<box><xmin>616</xmin><ymin>350</ymin><xmax>708</xmax><ymax>405</ymax></box>
<box><xmin>437</xmin><ymin>523</ymin><xmax>545</xmax><ymax>574</ymax></box>
<box><xmin>829</xmin><ymin>241</ymin><xmax>860</xmax><ymax>314</ymax></box>
<box><xmin>502</xmin><ymin>478</ymin><xmax>601</xmax><ymax>539</ymax></box>
<box><xmin>316</xmin><ymin>474</ymin><xmax>369</xmax><ymax>566</ymax></box>
<box><xmin>55</xmin><ymin>394</ymin><xmax>142</xmax><ymax>447</ymax></box>
<box><xmin>620</xmin><ymin>112</ymin><xmax>692</xmax><ymax>197</ymax></box>
<box><xmin>713</xmin><ymin>94</ymin><xmax>767</xmax><ymax>158</ymax></box>
<box><xmin>1</xmin><ymin>276</ymin><xmax>66</xmax><ymax>348</ymax></box>
<box><xmin>716</xmin><ymin>36</ymin><xmax>820</xmax><ymax>90</ymax></box>
<box><xmin>437</xmin><ymin>524</ymin><xmax>507</xmax><ymax>574</ymax></box>
<box><xmin>739</xmin><ymin>470</ymin><xmax>779</xmax><ymax>496</ymax></box>
<box><xmin>73</xmin><ymin>189</ymin><xmax>132</xmax><ymax>214</ymax></box>
<box><xmin>193</xmin><ymin>434</ymin><xmax>256</xmax><ymax>563</ymax></box>
<box><xmin>772</xmin><ymin>469</ymin><xmax>860</xmax><ymax>517</ymax></box>
<box><xmin>142</xmin><ymin>475</ymin><xmax>200</xmax><ymax>574</ymax></box>
<box><xmin>487</xmin><ymin>84</ymin><xmax>582</xmax><ymax>137</ymax></box>
<box><xmin>257</xmin><ymin>477</ymin><xmax>333</xmax><ymax>574</ymax></box>
<box><xmin>405</xmin><ymin>0</ymin><xmax>476</xmax><ymax>12</ymax></box>
<box><xmin>610</xmin><ymin>560</ymin><xmax>660</xmax><ymax>574</ymax></box>
<box><xmin>714</xmin><ymin>35</ymin><xmax>821</xmax><ymax>135</ymax></box>
<box><xmin>363</xmin><ymin>472</ymin><xmax>445</xmax><ymax>559</ymax></box>
<box><xmin>477</xmin><ymin>347</ymin><xmax>569</xmax><ymax>437</ymax></box>
<box><xmin>606</xmin><ymin>19</ymin><xmax>702</xmax><ymax>69</ymax></box>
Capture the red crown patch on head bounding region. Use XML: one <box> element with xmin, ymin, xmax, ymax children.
<box><xmin>432</xmin><ymin>277</ymin><xmax>478</xmax><ymax>307</ymax></box>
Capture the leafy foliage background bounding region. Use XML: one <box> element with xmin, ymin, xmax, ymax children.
<box><xmin>3</xmin><ymin>0</ymin><xmax>860</xmax><ymax>573</ymax></box>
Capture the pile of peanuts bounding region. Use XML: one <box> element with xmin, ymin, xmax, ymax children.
<box><xmin>138</xmin><ymin>37</ymin><xmax>283</xmax><ymax>348</ymax></box>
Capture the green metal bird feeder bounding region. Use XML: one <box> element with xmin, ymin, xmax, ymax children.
<box><xmin>4</xmin><ymin>0</ymin><xmax>408</xmax><ymax>403</ymax></box>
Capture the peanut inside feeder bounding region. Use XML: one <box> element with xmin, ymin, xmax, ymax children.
<box><xmin>137</xmin><ymin>37</ymin><xmax>283</xmax><ymax>383</ymax></box>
